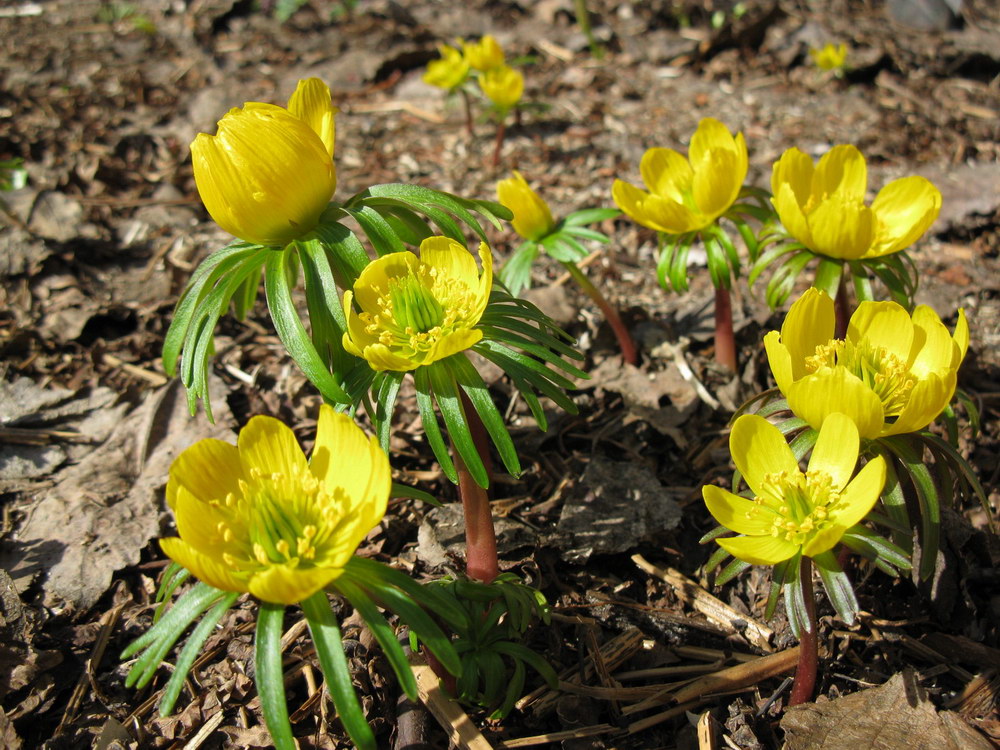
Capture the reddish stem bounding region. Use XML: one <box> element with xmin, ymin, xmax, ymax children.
<box><xmin>492</xmin><ymin>116</ymin><xmax>507</xmax><ymax>167</ymax></box>
<box><xmin>834</xmin><ymin>275</ymin><xmax>850</xmax><ymax>340</ymax></box>
<box><xmin>789</xmin><ymin>556</ymin><xmax>818</xmax><ymax>706</ymax></box>
<box><xmin>563</xmin><ymin>261</ymin><xmax>638</xmax><ymax>366</ymax></box>
<box><xmin>714</xmin><ymin>285</ymin><xmax>737</xmax><ymax>372</ymax></box>
<box><xmin>460</xmin><ymin>89</ymin><xmax>474</xmax><ymax>136</ymax></box>
<box><xmin>454</xmin><ymin>390</ymin><xmax>499</xmax><ymax>584</ymax></box>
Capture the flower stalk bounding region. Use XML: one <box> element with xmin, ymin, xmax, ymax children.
<box><xmin>714</xmin><ymin>285</ymin><xmax>737</xmax><ymax>372</ymax></box>
<box><xmin>789</xmin><ymin>556</ymin><xmax>818</xmax><ymax>706</ymax></box>
<box><xmin>563</xmin><ymin>260</ymin><xmax>637</xmax><ymax>366</ymax></box>
<box><xmin>455</xmin><ymin>389</ymin><xmax>499</xmax><ymax>583</ymax></box>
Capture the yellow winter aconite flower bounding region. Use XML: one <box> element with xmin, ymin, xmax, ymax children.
<box><xmin>765</xmin><ymin>288</ymin><xmax>969</xmax><ymax>439</ymax></box>
<box><xmin>809</xmin><ymin>42</ymin><xmax>848</xmax><ymax>71</ymax></box>
<box><xmin>191</xmin><ymin>78</ymin><xmax>337</xmax><ymax>247</ymax></box>
<box><xmin>479</xmin><ymin>65</ymin><xmax>523</xmax><ymax>111</ymax></box>
<box><xmin>704</xmin><ymin>413</ymin><xmax>886</xmax><ymax>565</ymax></box>
<box><xmin>497</xmin><ymin>171</ymin><xmax>555</xmax><ymax>241</ymax></box>
<box><xmin>770</xmin><ymin>145</ymin><xmax>941</xmax><ymax>260</ymax></box>
<box><xmin>612</xmin><ymin>118</ymin><xmax>748</xmax><ymax>235</ymax></box>
<box><xmin>423</xmin><ymin>43</ymin><xmax>470</xmax><ymax>90</ymax></box>
<box><xmin>161</xmin><ymin>405</ymin><xmax>390</xmax><ymax>605</ymax></box>
<box><xmin>342</xmin><ymin>236</ymin><xmax>494</xmax><ymax>372</ymax></box>
<box><xmin>462</xmin><ymin>34</ymin><xmax>504</xmax><ymax>71</ymax></box>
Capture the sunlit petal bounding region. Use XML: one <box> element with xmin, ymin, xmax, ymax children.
<box><xmin>167</xmin><ymin>438</ymin><xmax>243</xmax><ymax>509</ymax></box>
<box><xmin>717</xmin><ymin>534</ymin><xmax>799</xmax><ymax>565</ymax></box>
<box><xmin>813</xmin><ymin>144</ymin><xmax>867</xmax><ymax>202</ymax></box>
<box><xmin>867</xmin><ymin>176</ymin><xmax>941</xmax><ymax>257</ymax></box>
<box><xmin>703</xmin><ymin>485</ymin><xmax>780</xmax><ymax>535</ymax></box>
<box><xmin>237</xmin><ymin>415</ymin><xmax>309</xmax><ymax>478</ymax></box>
<box><xmin>807</xmin><ymin>412</ymin><xmax>859</xmax><ymax>491</ymax></box>
<box><xmin>786</xmin><ymin>368</ymin><xmax>885</xmax><ymax>439</ymax></box>
<box><xmin>729</xmin><ymin>415</ymin><xmax>798</xmax><ymax>496</ymax></box>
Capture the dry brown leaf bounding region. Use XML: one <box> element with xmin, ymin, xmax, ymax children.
<box><xmin>781</xmin><ymin>671</ymin><xmax>993</xmax><ymax>750</ymax></box>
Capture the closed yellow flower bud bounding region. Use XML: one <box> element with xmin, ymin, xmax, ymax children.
<box><xmin>770</xmin><ymin>145</ymin><xmax>941</xmax><ymax>260</ymax></box>
<box><xmin>496</xmin><ymin>171</ymin><xmax>555</xmax><ymax>241</ymax></box>
<box><xmin>809</xmin><ymin>42</ymin><xmax>848</xmax><ymax>71</ymax></box>
<box><xmin>191</xmin><ymin>78</ymin><xmax>337</xmax><ymax>247</ymax></box>
<box><xmin>423</xmin><ymin>43</ymin><xmax>470</xmax><ymax>90</ymax></box>
<box><xmin>462</xmin><ymin>34</ymin><xmax>504</xmax><ymax>71</ymax></box>
<box><xmin>479</xmin><ymin>65</ymin><xmax>523</xmax><ymax>111</ymax></box>
<box><xmin>612</xmin><ymin>118</ymin><xmax>748</xmax><ymax>235</ymax></box>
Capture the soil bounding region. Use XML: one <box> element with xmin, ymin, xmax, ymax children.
<box><xmin>2</xmin><ymin>0</ymin><xmax>1000</xmax><ymax>748</ymax></box>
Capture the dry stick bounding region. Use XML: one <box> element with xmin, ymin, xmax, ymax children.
<box><xmin>714</xmin><ymin>285</ymin><xmax>737</xmax><ymax>372</ymax></box>
<box><xmin>562</xmin><ymin>260</ymin><xmax>638</xmax><ymax>366</ymax></box>
<box><xmin>410</xmin><ymin>653</ymin><xmax>494</xmax><ymax>750</ymax></box>
<box><xmin>632</xmin><ymin>554</ymin><xmax>774</xmax><ymax>652</ymax></box>
<box><xmin>455</xmin><ymin>389</ymin><xmax>499</xmax><ymax>584</ymax></box>
<box><xmin>834</xmin><ymin>274</ymin><xmax>850</xmax><ymax>339</ymax></box>
<box><xmin>789</xmin><ymin>556</ymin><xmax>818</xmax><ymax>706</ymax></box>
<box><xmin>622</xmin><ymin>646</ymin><xmax>801</xmax><ymax>717</ymax></box>
<box><xmin>395</xmin><ymin>629</ymin><xmax>432</xmax><ymax>750</ymax></box>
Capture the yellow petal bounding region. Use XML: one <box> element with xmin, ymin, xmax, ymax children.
<box><xmin>691</xmin><ymin>146</ymin><xmax>745</xmax><ymax>223</ymax></box>
<box><xmin>803</xmin><ymin>455</ymin><xmax>885</xmax><ymax>557</ymax></box>
<box><xmin>729</xmin><ymin>415</ymin><xmax>799</xmax><ymax>498</ymax></box>
<box><xmin>813</xmin><ymin>144</ymin><xmax>867</xmax><ymax>202</ymax></box>
<box><xmin>786</xmin><ymin>367</ymin><xmax>885</xmax><ymax>439</ymax></box>
<box><xmin>428</xmin><ymin>329</ymin><xmax>484</xmax><ymax>362</ymax></box>
<box><xmin>310</xmin><ymin>406</ymin><xmax>390</xmax><ymax>531</ymax></box>
<box><xmin>237</xmin><ymin>415</ymin><xmax>309</xmax><ymax>478</ymax></box>
<box><xmin>191</xmin><ymin>104</ymin><xmax>335</xmax><ymax>246</ymax></box>
<box><xmin>770</xmin><ymin>147</ymin><xmax>814</xmax><ymax>209</ymax></box>
<box><xmin>910</xmin><ymin>305</ymin><xmax>960</xmax><ymax>377</ymax></box>
<box><xmin>847</xmin><ymin>301</ymin><xmax>914</xmax><ymax>363</ymax></box>
<box><xmin>352</xmin><ymin>251</ymin><xmax>420</xmax><ymax>314</ymax></box>
<box><xmin>806</xmin><ymin>412</ymin><xmax>859</xmax><ymax>491</ymax></box>
<box><xmin>806</xmin><ymin>195</ymin><xmax>875</xmax><ymax>259</ymax></box>
<box><xmin>954</xmin><ymin>309</ymin><xmax>969</xmax><ymax>362</ymax></box>
<box><xmin>479</xmin><ymin>65</ymin><xmax>522</xmax><ymax>110</ymax></box>
<box><xmin>867</xmin><ymin>176</ymin><xmax>940</xmax><ymax>257</ymax></box>
<box><xmin>361</xmin><ymin>343</ymin><xmax>419</xmax><ymax>372</ymax></box>
<box><xmin>160</xmin><ymin>537</ymin><xmax>249</xmax><ymax>594</ymax></box>
<box><xmin>717</xmin><ymin>534</ymin><xmax>799</xmax><ymax>565</ymax></box>
<box><xmin>688</xmin><ymin>118</ymin><xmax>738</xmax><ymax>167</ymax></box>
<box><xmin>763</xmin><ymin>331</ymin><xmax>794</xmax><ymax>394</ymax></box>
<box><xmin>166</xmin><ymin>438</ymin><xmax>243</xmax><ymax>509</ymax></box>
<box><xmin>173</xmin><ymin>485</ymin><xmax>239</xmax><ymax>557</ymax></box>
<box><xmin>248</xmin><ymin>564</ymin><xmax>341</xmax><ymax>605</ymax></box>
<box><xmin>772</xmin><ymin>182</ymin><xmax>813</xmax><ymax>248</ymax></box>
<box><xmin>639</xmin><ymin>148</ymin><xmax>692</xmax><ymax>203</ymax></box>
<box><xmin>880</xmin><ymin>372</ymin><xmax>953</xmax><ymax>437</ymax></box>
<box><xmin>780</xmin><ymin>288</ymin><xmax>836</xmax><ymax>381</ymax></box>
<box><xmin>613</xmin><ymin>180</ymin><xmax>665</xmax><ymax>232</ymax></box>
<box><xmin>474</xmin><ymin>242</ymin><xmax>494</xmax><ymax>319</ymax></box>
<box><xmin>286</xmin><ymin>78</ymin><xmax>337</xmax><ymax>159</ymax></box>
<box><xmin>497</xmin><ymin>171</ymin><xmax>555</xmax><ymax>240</ymax></box>
<box><xmin>420</xmin><ymin>236</ymin><xmax>480</xmax><ymax>290</ymax></box>
<box><xmin>462</xmin><ymin>34</ymin><xmax>504</xmax><ymax>71</ymax></box>
<box><xmin>703</xmin><ymin>485</ymin><xmax>780</xmax><ymax>536</ymax></box>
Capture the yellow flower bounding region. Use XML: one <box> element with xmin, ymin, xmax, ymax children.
<box><xmin>496</xmin><ymin>171</ymin><xmax>556</xmax><ymax>241</ymax></box>
<box><xmin>479</xmin><ymin>65</ymin><xmax>523</xmax><ymax>111</ymax></box>
<box><xmin>612</xmin><ymin>118</ymin><xmax>748</xmax><ymax>235</ymax></box>
<box><xmin>704</xmin><ymin>413</ymin><xmax>886</xmax><ymax>564</ymax></box>
<box><xmin>342</xmin><ymin>236</ymin><xmax>493</xmax><ymax>372</ymax></box>
<box><xmin>191</xmin><ymin>78</ymin><xmax>337</xmax><ymax>247</ymax></box>
<box><xmin>423</xmin><ymin>43</ymin><xmax>470</xmax><ymax>90</ymax></box>
<box><xmin>764</xmin><ymin>288</ymin><xmax>969</xmax><ymax>439</ymax></box>
<box><xmin>161</xmin><ymin>405</ymin><xmax>390</xmax><ymax>605</ymax></box>
<box><xmin>770</xmin><ymin>145</ymin><xmax>941</xmax><ymax>260</ymax></box>
<box><xmin>809</xmin><ymin>42</ymin><xmax>848</xmax><ymax>71</ymax></box>
<box><xmin>462</xmin><ymin>34</ymin><xmax>504</xmax><ymax>71</ymax></box>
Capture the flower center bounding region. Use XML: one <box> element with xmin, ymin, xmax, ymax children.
<box><xmin>752</xmin><ymin>469</ymin><xmax>841</xmax><ymax>546</ymax></box>
<box><xmin>217</xmin><ymin>467</ymin><xmax>347</xmax><ymax>573</ymax></box>
<box><xmin>389</xmin><ymin>275</ymin><xmax>444</xmax><ymax>333</ymax></box>
<box><xmin>805</xmin><ymin>338</ymin><xmax>915</xmax><ymax>417</ymax></box>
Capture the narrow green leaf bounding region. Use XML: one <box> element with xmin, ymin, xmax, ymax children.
<box><xmin>561</xmin><ymin>207</ymin><xmax>620</xmax><ymax>226</ymax></box>
<box><xmin>265</xmin><ymin>248</ymin><xmax>350</xmax><ymax>404</ymax></box>
<box><xmin>498</xmin><ymin>242</ymin><xmax>540</xmax><ymax>296</ymax></box>
<box><xmin>345</xmin><ymin>205</ymin><xmax>406</xmax><ymax>257</ymax></box>
<box><xmin>880</xmin><ymin>437</ymin><xmax>939</xmax><ymax>581</ymax></box>
<box><xmin>447</xmin><ymin>354</ymin><xmax>521</xmax><ymax>477</ymax></box>
<box><xmin>301</xmin><ymin>593</ymin><xmax>375</xmax><ymax>750</ymax></box>
<box><xmin>414</xmin><ymin>367</ymin><xmax>457</xmax><ymax>483</ymax></box>
<box><xmin>159</xmin><ymin>592</ymin><xmax>239</xmax><ymax>716</ymax></box>
<box><xmin>255</xmin><ymin>603</ymin><xmax>296</xmax><ymax>750</ymax></box>
<box><xmin>428</xmin><ymin>364</ymin><xmax>487</xmax><ymax>488</ymax></box>
<box><xmin>813</xmin><ymin>551</ymin><xmax>859</xmax><ymax>625</ymax></box>
<box><xmin>335</xmin><ymin>579</ymin><xmax>419</xmax><ymax>700</ymax></box>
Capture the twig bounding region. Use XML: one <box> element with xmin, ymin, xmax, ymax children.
<box><xmin>410</xmin><ymin>653</ymin><xmax>493</xmax><ymax>750</ymax></box>
<box><xmin>632</xmin><ymin>554</ymin><xmax>773</xmax><ymax>651</ymax></box>
<box><xmin>498</xmin><ymin>723</ymin><xmax>618</xmax><ymax>748</ymax></box>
